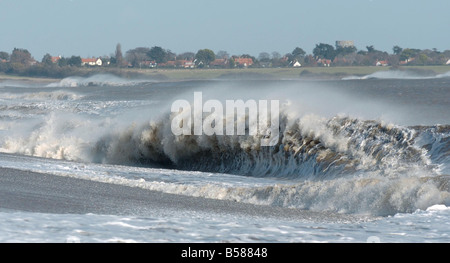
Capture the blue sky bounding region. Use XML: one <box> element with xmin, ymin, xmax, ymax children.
<box><xmin>1</xmin><ymin>0</ymin><xmax>449</xmax><ymax>60</ymax></box>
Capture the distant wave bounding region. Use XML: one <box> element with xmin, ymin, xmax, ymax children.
<box><xmin>0</xmin><ymin>90</ymin><xmax>83</xmax><ymax>101</ymax></box>
<box><xmin>46</xmin><ymin>74</ymin><xmax>153</xmax><ymax>87</ymax></box>
<box><xmin>343</xmin><ymin>70</ymin><xmax>450</xmax><ymax>80</ymax></box>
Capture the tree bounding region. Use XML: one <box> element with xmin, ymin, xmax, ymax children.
<box><xmin>42</xmin><ymin>53</ymin><xmax>53</xmax><ymax>66</ymax></box>
<box><xmin>271</xmin><ymin>51</ymin><xmax>281</xmax><ymax>60</ymax></box>
<box><xmin>313</xmin><ymin>43</ymin><xmax>336</xmax><ymax>60</ymax></box>
<box><xmin>416</xmin><ymin>53</ymin><xmax>430</xmax><ymax>65</ymax></box>
<box><xmin>125</xmin><ymin>47</ymin><xmax>150</xmax><ymax>67</ymax></box>
<box><xmin>115</xmin><ymin>43</ymin><xmax>124</xmax><ymax>67</ymax></box>
<box><xmin>58</xmin><ymin>57</ymin><xmax>69</xmax><ymax>67</ymax></box>
<box><xmin>178</xmin><ymin>52</ymin><xmax>196</xmax><ymax>60</ymax></box>
<box><xmin>195</xmin><ymin>49</ymin><xmax>215</xmax><ymax>67</ymax></box>
<box><xmin>258</xmin><ymin>52</ymin><xmax>271</xmax><ymax>62</ymax></box>
<box><xmin>0</xmin><ymin>51</ymin><xmax>9</xmax><ymax>61</ymax></box>
<box><xmin>228</xmin><ymin>58</ymin><xmax>235</xmax><ymax>68</ymax></box>
<box><xmin>165</xmin><ymin>49</ymin><xmax>177</xmax><ymax>62</ymax></box>
<box><xmin>393</xmin><ymin>46</ymin><xmax>403</xmax><ymax>55</ymax></box>
<box><xmin>148</xmin><ymin>46</ymin><xmax>168</xmax><ymax>63</ymax></box>
<box><xmin>10</xmin><ymin>48</ymin><xmax>33</xmax><ymax>65</ymax></box>
<box><xmin>216</xmin><ymin>50</ymin><xmax>229</xmax><ymax>59</ymax></box>
<box><xmin>335</xmin><ymin>46</ymin><xmax>357</xmax><ymax>56</ymax></box>
<box><xmin>292</xmin><ymin>47</ymin><xmax>306</xmax><ymax>59</ymax></box>
<box><xmin>68</xmin><ymin>56</ymin><xmax>82</xmax><ymax>67</ymax></box>
<box><xmin>366</xmin><ymin>45</ymin><xmax>376</xmax><ymax>53</ymax></box>
<box><xmin>303</xmin><ymin>55</ymin><xmax>317</xmax><ymax>67</ymax></box>
<box><xmin>400</xmin><ymin>48</ymin><xmax>420</xmax><ymax>61</ymax></box>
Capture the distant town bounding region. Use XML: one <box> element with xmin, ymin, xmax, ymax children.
<box><xmin>1</xmin><ymin>41</ymin><xmax>450</xmax><ymax>78</ymax></box>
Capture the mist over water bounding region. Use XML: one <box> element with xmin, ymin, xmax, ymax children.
<box><xmin>0</xmin><ymin>75</ymin><xmax>449</xmax><ymax>216</ymax></box>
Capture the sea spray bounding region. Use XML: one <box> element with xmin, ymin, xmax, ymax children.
<box><xmin>46</xmin><ymin>74</ymin><xmax>152</xmax><ymax>87</ymax></box>
<box><xmin>343</xmin><ymin>69</ymin><xmax>450</xmax><ymax>80</ymax></box>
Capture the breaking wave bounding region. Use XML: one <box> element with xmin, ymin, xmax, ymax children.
<box><xmin>102</xmin><ymin>115</ymin><xmax>449</xmax><ymax>178</ymax></box>
<box><xmin>343</xmin><ymin>70</ymin><xmax>450</xmax><ymax>80</ymax></box>
<box><xmin>0</xmin><ymin>90</ymin><xmax>83</xmax><ymax>101</ymax></box>
<box><xmin>47</xmin><ymin>74</ymin><xmax>152</xmax><ymax>87</ymax></box>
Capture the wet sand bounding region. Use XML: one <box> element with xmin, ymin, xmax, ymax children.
<box><xmin>0</xmin><ymin>167</ymin><xmax>358</xmax><ymax>222</ymax></box>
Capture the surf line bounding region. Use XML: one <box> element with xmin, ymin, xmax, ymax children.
<box><xmin>171</xmin><ymin>91</ymin><xmax>279</xmax><ymax>146</ymax></box>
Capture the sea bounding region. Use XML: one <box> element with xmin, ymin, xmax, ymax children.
<box><xmin>0</xmin><ymin>70</ymin><xmax>449</xmax><ymax>243</ymax></box>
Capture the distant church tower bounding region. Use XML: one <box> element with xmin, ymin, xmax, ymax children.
<box><xmin>336</xmin><ymin>40</ymin><xmax>355</xmax><ymax>49</ymax></box>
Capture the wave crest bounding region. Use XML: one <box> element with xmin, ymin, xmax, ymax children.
<box><xmin>343</xmin><ymin>70</ymin><xmax>450</xmax><ymax>80</ymax></box>
<box><xmin>89</xmin><ymin>113</ymin><xmax>444</xmax><ymax>179</ymax></box>
<box><xmin>47</xmin><ymin>74</ymin><xmax>152</xmax><ymax>87</ymax></box>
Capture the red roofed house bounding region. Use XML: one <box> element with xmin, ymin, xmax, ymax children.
<box><xmin>317</xmin><ymin>59</ymin><xmax>331</xmax><ymax>67</ymax></box>
<box><xmin>399</xmin><ymin>58</ymin><xmax>415</xmax><ymax>65</ymax></box>
<box><xmin>183</xmin><ymin>60</ymin><xmax>195</xmax><ymax>68</ymax></box>
<box><xmin>158</xmin><ymin>60</ymin><xmax>176</xmax><ymax>68</ymax></box>
<box><xmin>51</xmin><ymin>56</ymin><xmax>61</xmax><ymax>63</ymax></box>
<box><xmin>140</xmin><ymin>60</ymin><xmax>157</xmax><ymax>68</ymax></box>
<box><xmin>81</xmin><ymin>58</ymin><xmax>102</xmax><ymax>66</ymax></box>
<box><xmin>210</xmin><ymin>58</ymin><xmax>228</xmax><ymax>68</ymax></box>
<box><xmin>376</xmin><ymin>60</ymin><xmax>389</xmax><ymax>66</ymax></box>
<box><xmin>175</xmin><ymin>60</ymin><xmax>195</xmax><ymax>68</ymax></box>
<box><xmin>233</xmin><ymin>57</ymin><xmax>253</xmax><ymax>67</ymax></box>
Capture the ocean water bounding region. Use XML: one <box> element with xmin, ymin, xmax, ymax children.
<box><xmin>0</xmin><ymin>72</ymin><xmax>449</xmax><ymax>243</ymax></box>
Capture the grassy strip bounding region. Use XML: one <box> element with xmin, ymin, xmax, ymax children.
<box><xmin>0</xmin><ymin>73</ymin><xmax>60</xmax><ymax>83</ymax></box>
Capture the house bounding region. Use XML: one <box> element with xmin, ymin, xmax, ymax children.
<box><xmin>184</xmin><ymin>60</ymin><xmax>195</xmax><ymax>68</ymax></box>
<box><xmin>376</xmin><ymin>60</ymin><xmax>389</xmax><ymax>66</ymax></box>
<box><xmin>317</xmin><ymin>59</ymin><xmax>331</xmax><ymax>67</ymax></box>
<box><xmin>259</xmin><ymin>61</ymin><xmax>271</xmax><ymax>68</ymax></box>
<box><xmin>233</xmin><ymin>57</ymin><xmax>253</xmax><ymax>67</ymax></box>
<box><xmin>81</xmin><ymin>58</ymin><xmax>102</xmax><ymax>66</ymax></box>
<box><xmin>140</xmin><ymin>60</ymin><xmax>157</xmax><ymax>68</ymax></box>
<box><xmin>292</xmin><ymin>61</ymin><xmax>302</xmax><ymax>67</ymax></box>
<box><xmin>399</xmin><ymin>58</ymin><xmax>415</xmax><ymax>65</ymax></box>
<box><xmin>158</xmin><ymin>61</ymin><xmax>176</xmax><ymax>68</ymax></box>
<box><xmin>29</xmin><ymin>59</ymin><xmax>38</xmax><ymax>66</ymax></box>
<box><xmin>210</xmin><ymin>59</ymin><xmax>228</xmax><ymax>68</ymax></box>
<box><xmin>177</xmin><ymin>60</ymin><xmax>195</xmax><ymax>68</ymax></box>
<box><xmin>51</xmin><ymin>56</ymin><xmax>61</xmax><ymax>63</ymax></box>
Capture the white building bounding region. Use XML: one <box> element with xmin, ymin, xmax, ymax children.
<box><xmin>81</xmin><ymin>58</ymin><xmax>102</xmax><ymax>66</ymax></box>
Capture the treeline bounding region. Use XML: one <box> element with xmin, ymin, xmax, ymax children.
<box><xmin>0</xmin><ymin>48</ymin><xmax>85</xmax><ymax>78</ymax></box>
<box><xmin>120</xmin><ymin>43</ymin><xmax>450</xmax><ymax>68</ymax></box>
<box><xmin>1</xmin><ymin>43</ymin><xmax>450</xmax><ymax>78</ymax></box>
<box><xmin>311</xmin><ymin>44</ymin><xmax>450</xmax><ymax>67</ymax></box>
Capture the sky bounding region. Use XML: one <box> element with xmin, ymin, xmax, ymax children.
<box><xmin>1</xmin><ymin>0</ymin><xmax>450</xmax><ymax>60</ymax></box>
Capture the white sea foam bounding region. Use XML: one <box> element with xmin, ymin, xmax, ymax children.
<box><xmin>0</xmin><ymin>202</ymin><xmax>449</xmax><ymax>242</ymax></box>
<box><xmin>46</xmin><ymin>74</ymin><xmax>152</xmax><ymax>87</ymax></box>
<box><xmin>0</xmin><ymin>90</ymin><xmax>83</xmax><ymax>101</ymax></box>
<box><xmin>343</xmin><ymin>70</ymin><xmax>450</xmax><ymax>80</ymax></box>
